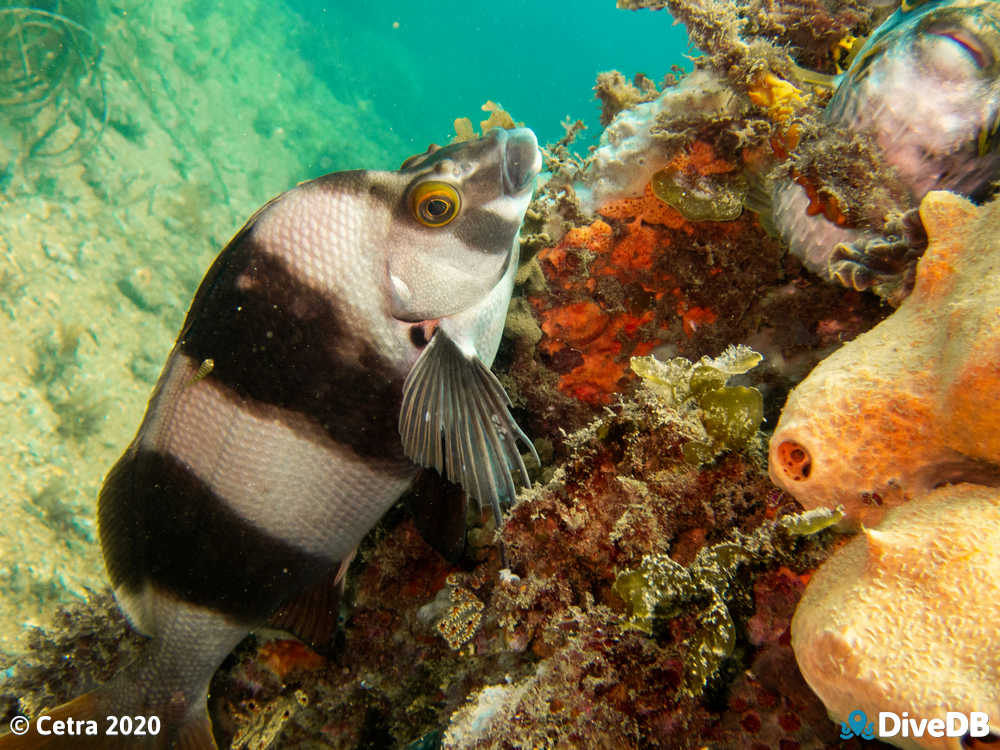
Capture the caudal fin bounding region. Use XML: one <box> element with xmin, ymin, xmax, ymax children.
<box><xmin>0</xmin><ymin>689</ymin><xmax>217</xmax><ymax>750</ymax></box>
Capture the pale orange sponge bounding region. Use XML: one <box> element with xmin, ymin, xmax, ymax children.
<box><xmin>791</xmin><ymin>483</ymin><xmax>1000</xmax><ymax>750</ymax></box>
<box><xmin>768</xmin><ymin>191</ymin><xmax>1000</xmax><ymax>526</ymax></box>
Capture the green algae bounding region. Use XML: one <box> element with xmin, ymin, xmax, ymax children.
<box><xmin>688</xmin><ymin>363</ymin><xmax>728</xmax><ymax>399</ymax></box>
<box><xmin>631</xmin><ymin>345</ymin><xmax>764</xmax><ymax>465</ymax></box>
<box><xmin>650</xmin><ymin>164</ymin><xmax>748</xmax><ymax>222</ymax></box>
<box><xmin>613</xmin><ymin>553</ymin><xmax>695</xmax><ymax>634</ymax></box>
<box><xmin>612</xmin><ymin>506</ymin><xmax>844</xmax><ymax>696</ymax></box>
<box><xmin>699</xmin><ymin>385</ymin><xmax>764</xmax><ymax>447</ymax></box>
<box><xmin>779</xmin><ymin>505</ymin><xmax>845</xmax><ymax>535</ymax></box>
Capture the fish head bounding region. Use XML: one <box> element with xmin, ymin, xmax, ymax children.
<box><xmin>383</xmin><ymin>127</ymin><xmax>541</xmax><ymax>324</ymax></box>
<box><xmin>829</xmin><ymin>0</ymin><xmax>1000</xmax><ymax>196</ymax></box>
<box><xmin>845</xmin><ymin>0</ymin><xmax>1000</xmax><ymax>82</ymax></box>
<box><xmin>907</xmin><ymin>2</ymin><xmax>1000</xmax><ymax>86</ymax></box>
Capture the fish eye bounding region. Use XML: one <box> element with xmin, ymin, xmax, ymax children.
<box><xmin>411</xmin><ymin>181</ymin><xmax>461</xmax><ymax>227</ymax></box>
<box><xmin>927</xmin><ymin>24</ymin><xmax>992</xmax><ymax>69</ymax></box>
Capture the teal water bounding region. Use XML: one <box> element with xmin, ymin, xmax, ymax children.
<box><xmin>282</xmin><ymin>0</ymin><xmax>691</xmax><ymax>168</ymax></box>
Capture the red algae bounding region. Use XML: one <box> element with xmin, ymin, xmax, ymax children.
<box><xmin>258</xmin><ymin>639</ymin><xmax>325</xmax><ymax>679</ymax></box>
<box><xmin>539</xmin><ymin>300</ymin><xmax>610</xmax><ymax>348</ymax></box>
<box><xmin>526</xmin><ymin>186</ymin><xmax>778</xmax><ymax>406</ymax></box>
<box><xmin>599</xmin><ymin>182</ymin><xmax>690</xmax><ymax>229</ymax></box>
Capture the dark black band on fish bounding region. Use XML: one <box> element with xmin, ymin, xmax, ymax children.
<box><xmin>455</xmin><ymin>207</ymin><xmax>521</xmax><ymax>255</ymax></box>
<box><xmin>399</xmin><ymin>330</ymin><xmax>537</xmax><ymax>527</ymax></box>
<box><xmin>178</xmin><ymin>232</ymin><xmax>407</xmax><ymax>463</ymax></box>
<box><xmin>99</xmin><ymin>449</ymin><xmax>335</xmax><ymax>624</ymax></box>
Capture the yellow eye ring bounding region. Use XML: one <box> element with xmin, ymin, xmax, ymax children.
<box><xmin>411</xmin><ymin>181</ymin><xmax>461</xmax><ymax>227</ymax></box>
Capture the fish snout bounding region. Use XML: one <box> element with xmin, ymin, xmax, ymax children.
<box><xmin>500</xmin><ymin>127</ymin><xmax>542</xmax><ymax>196</ymax></box>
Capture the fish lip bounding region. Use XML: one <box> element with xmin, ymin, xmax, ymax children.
<box><xmin>500</xmin><ymin>127</ymin><xmax>542</xmax><ymax>196</ymax></box>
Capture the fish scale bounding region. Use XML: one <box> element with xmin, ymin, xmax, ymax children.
<box><xmin>154</xmin><ymin>356</ymin><xmax>413</xmax><ymax>558</ymax></box>
<box><xmin>254</xmin><ymin>182</ymin><xmax>394</xmax><ymax>341</ymax></box>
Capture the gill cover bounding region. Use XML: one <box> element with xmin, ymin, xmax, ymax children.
<box><xmin>386</xmin><ymin>127</ymin><xmax>540</xmax><ymax>322</ymax></box>
<box><xmin>396</xmin><ymin>127</ymin><xmax>541</xmax><ymax>524</ymax></box>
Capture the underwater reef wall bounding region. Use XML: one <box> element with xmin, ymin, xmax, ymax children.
<box><xmin>2</xmin><ymin>0</ymin><xmax>967</xmax><ymax>748</ymax></box>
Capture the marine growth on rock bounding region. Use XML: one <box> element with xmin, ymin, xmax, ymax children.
<box><xmin>632</xmin><ymin>344</ymin><xmax>764</xmax><ymax>465</ymax></box>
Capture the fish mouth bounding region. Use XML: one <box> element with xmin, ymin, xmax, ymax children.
<box><xmin>499</xmin><ymin>127</ymin><xmax>542</xmax><ymax>196</ymax></box>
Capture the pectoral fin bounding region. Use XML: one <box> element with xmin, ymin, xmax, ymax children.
<box><xmin>398</xmin><ymin>331</ymin><xmax>537</xmax><ymax>528</ymax></box>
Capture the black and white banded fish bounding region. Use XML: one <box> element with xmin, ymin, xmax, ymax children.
<box><xmin>0</xmin><ymin>127</ymin><xmax>541</xmax><ymax>749</ymax></box>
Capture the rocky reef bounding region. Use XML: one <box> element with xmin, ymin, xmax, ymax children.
<box><xmin>7</xmin><ymin>0</ymin><xmax>986</xmax><ymax>749</ymax></box>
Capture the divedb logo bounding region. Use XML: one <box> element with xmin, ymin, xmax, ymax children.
<box><xmin>840</xmin><ymin>709</ymin><xmax>992</xmax><ymax>741</ymax></box>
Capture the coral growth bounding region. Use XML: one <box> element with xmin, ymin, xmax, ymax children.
<box><xmin>434</xmin><ymin>396</ymin><xmax>845</xmax><ymax>748</ymax></box>
<box><xmin>519</xmin><ymin>135</ymin><xmax>785</xmax><ymax>410</ymax></box>
<box><xmin>616</xmin><ymin>0</ymin><xmax>872</xmax><ymax>78</ymax></box>
<box><xmin>507</xmin><ymin>38</ymin><xmax>887</xmax><ymax>438</ymax></box>
<box><xmin>0</xmin><ymin>591</ymin><xmax>141</xmax><ymax>722</ymax></box>
<box><xmin>594</xmin><ymin>70</ymin><xmax>661</xmax><ymax>126</ymax></box>
<box><xmin>577</xmin><ymin>70</ymin><xmax>758</xmax><ymax>213</ymax></box>
<box><xmin>770</xmin><ymin>192</ymin><xmax>1000</xmax><ymax>526</ymax></box>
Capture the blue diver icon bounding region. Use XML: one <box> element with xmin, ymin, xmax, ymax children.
<box><xmin>840</xmin><ymin>710</ymin><xmax>876</xmax><ymax>740</ymax></box>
